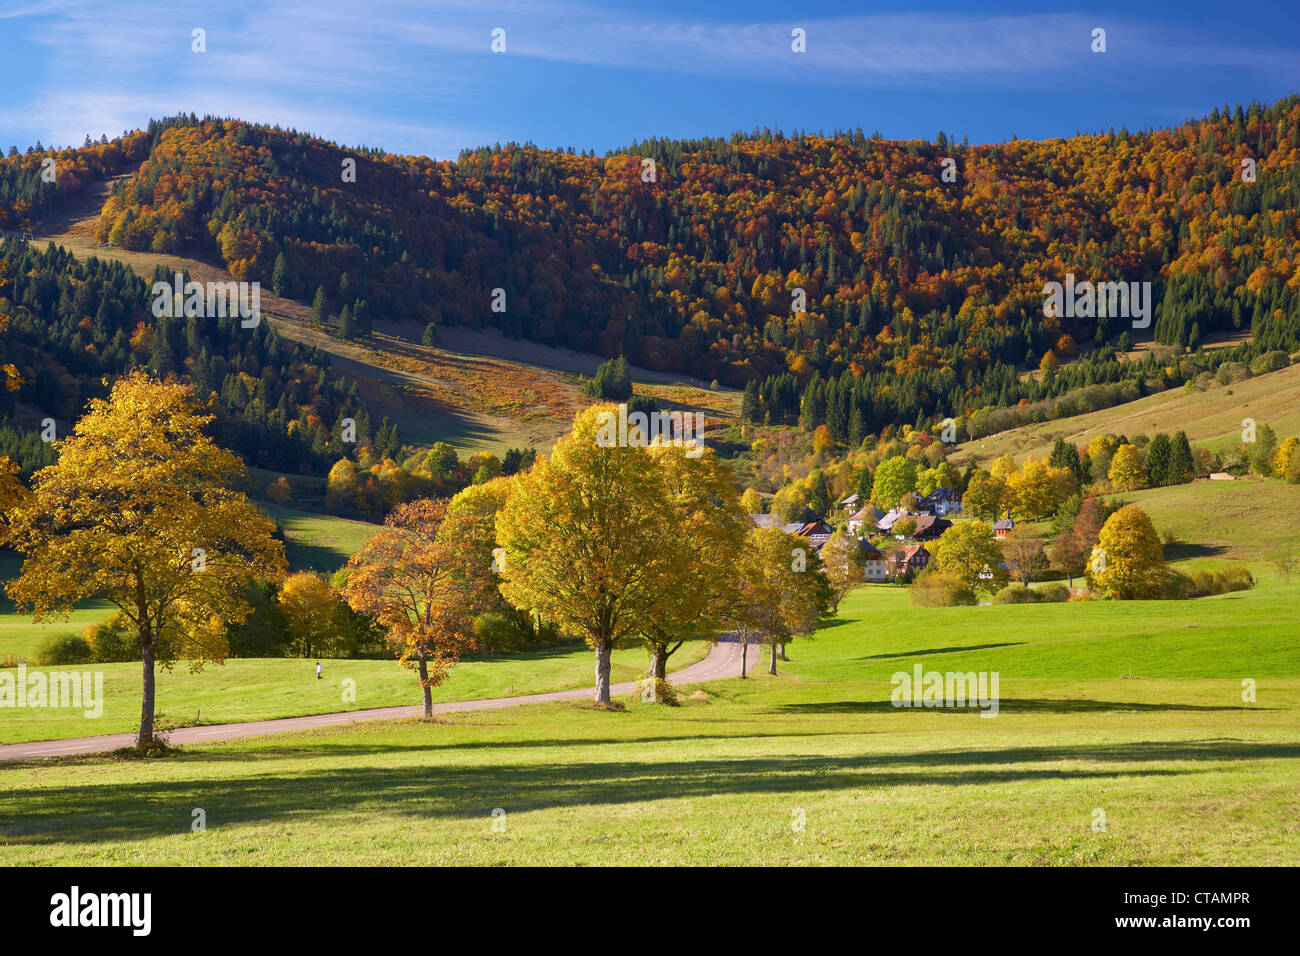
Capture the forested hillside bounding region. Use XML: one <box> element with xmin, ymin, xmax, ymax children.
<box><xmin>0</xmin><ymin>239</ymin><xmax>376</xmax><ymax>476</ymax></box>
<box><xmin>3</xmin><ymin>98</ymin><xmax>1300</xmax><ymax>458</ymax></box>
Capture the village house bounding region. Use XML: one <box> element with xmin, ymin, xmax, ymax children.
<box><xmin>747</xmin><ymin>514</ymin><xmax>834</xmax><ymax>549</ymax></box>
<box><xmin>788</xmin><ymin>519</ymin><xmax>834</xmax><ymax>548</ymax></box>
<box><xmin>838</xmin><ymin>493</ymin><xmax>860</xmax><ymax>512</ymax></box>
<box><xmin>888</xmin><ymin>543</ymin><xmax>930</xmax><ymax>579</ymax></box>
<box><xmin>918</xmin><ymin>487</ymin><xmax>962</xmax><ymax>515</ymax></box>
<box><xmin>847</xmin><ymin>503</ymin><xmax>884</xmax><ymax>535</ymax></box>
<box><xmin>860</xmin><ymin>539</ymin><xmax>889</xmax><ymax>582</ymax></box>
<box><xmin>911</xmin><ymin>514</ymin><xmax>953</xmax><ymax>541</ymax></box>
<box><xmin>876</xmin><ymin>506</ymin><xmax>911</xmax><ymax>535</ymax></box>
<box><xmin>994</xmin><ymin>517</ymin><xmax>1015</xmax><ymax>538</ymax></box>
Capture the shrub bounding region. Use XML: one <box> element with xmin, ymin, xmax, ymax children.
<box><xmin>85</xmin><ymin>615</ymin><xmax>139</xmax><ymax>662</ymax></box>
<box><xmin>635</xmin><ymin>675</ymin><xmax>679</xmax><ymax>705</ymax></box>
<box><xmin>1186</xmin><ymin>567</ymin><xmax>1255</xmax><ymax>597</ymax></box>
<box><xmin>472</xmin><ymin>608</ymin><xmax>564</xmax><ymax>654</ymax></box>
<box><xmin>34</xmin><ymin>633</ymin><xmax>94</xmax><ymax>666</ymax></box>
<box><xmin>993</xmin><ymin>582</ymin><xmax>1071</xmax><ymax>604</ymax></box>
<box><xmin>1250</xmin><ymin>350</ymin><xmax>1290</xmax><ymax>375</ymax></box>
<box><xmin>910</xmin><ymin>571</ymin><xmax>977</xmax><ymax>607</ymax></box>
<box><xmin>1162</xmin><ymin>567</ymin><xmax>1254</xmax><ymax>600</ymax></box>
<box><xmin>1215</xmin><ymin>362</ymin><xmax>1251</xmax><ymax>385</ymax></box>
<box><xmin>1037</xmin><ymin>583</ymin><xmax>1071</xmax><ymax>602</ymax></box>
<box><xmin>993</xmin><ymin>583</ymin><xmax>1036</xmax><ymax>604</ymax></box>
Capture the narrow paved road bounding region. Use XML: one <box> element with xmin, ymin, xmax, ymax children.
<box><xmin>0</xmin><ymin>638</ymin><xmax>757</xmax><ymax>764</ymax></box>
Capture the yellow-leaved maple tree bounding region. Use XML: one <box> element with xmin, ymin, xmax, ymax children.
<box><xmin>342</xmin><ymin>498</ymin><xmax>494</xmax><ymax>717</ymax></box>
<box><xmin>5</xmin><ymin>370</ymin><xmax>286</xmax><ymax>747</ymax></box>
<box><xmin>494</xmin><ymin>404</ymin><xmax>679</xmax><ymax>704</ymax></box>
<box><xmin>639</xmin><ymin>439</ymin><xmax>748</xmax><ymax>694</ymax></box>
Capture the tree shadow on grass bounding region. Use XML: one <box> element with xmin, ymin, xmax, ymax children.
<box><xmin>854</xmin><ymin>642</ymin><xmax>1025</xmax><ymax>661</ymax></box>
<box><xmin>1164</xmin><ymin>543</ymin><xmax>1228</xmax><ymax>561</ymax></box>
<box><xmin>5</xmin><ymin>738</ymin><xmax>1297</xmax><ymax>847</ymax></box>
<box><xmin>775</xmin><ymin>698</ymin><xmax>1270</xmax><ymax>715</ymax></box>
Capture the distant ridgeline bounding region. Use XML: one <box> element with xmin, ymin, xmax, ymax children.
<box><xmin>4</xmin><ymin>99</ymin><xmax>1300</xmax><ymax>441</ymax></box>
<box><xmin>0</xmin><ymin>238</ymin><xmax>383</xmax><ymax>477</ymax></box>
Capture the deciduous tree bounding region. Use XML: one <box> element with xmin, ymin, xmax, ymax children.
<box><xmin>343</xmin><ymin>498</ymin><xmax>494</xmax><ymax>716</ymax></box>
<box><xmin>1087</xmin><ymin>505</ymin><xmax>1166</xmax><ymax>600</ymax></box>
<box><xmin>494</xmin><ymin>405</ymin><xmax>674</xmax><ymax>703</ymax></box>
<box><xmin>930</xmin><ymin>520</ymin><xmax>1007</xmax><ymax>592</ymax></box>
<box><xmin>6</xmin><ymin>371</ymin><xmax>286</xmax><ymax>746</ymax></box>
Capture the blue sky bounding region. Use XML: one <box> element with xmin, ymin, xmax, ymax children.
<box><xmin>2</xmin><ymin>0</ymin><xmax>1298</xmax><ymax>158</ymax></box>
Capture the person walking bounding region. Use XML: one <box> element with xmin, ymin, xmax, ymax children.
<box><xmin>315</xmin><ymin>662</ymin><xmax>322</xmax><ymax>680</ymax></box>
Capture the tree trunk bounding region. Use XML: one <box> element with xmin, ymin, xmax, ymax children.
<box><xmin>417</xmin><ymin>650</ymin><xmax>432</xmax><ymax>718</ymax></box>
<box><xmin>769</xmin><ymin>641</ymin><xmax>778</xmax><ymax>675</ymax></box>
<box><xmin>138</xmin><ymin>631</ymin><xmax>155</xmax><ymax>747</ymax></box>
<box><xmin>648</xmin><ymin>645</ymin><xmax>667</xmax><ymax>681</ymax></box>
<box><xmin>594</xmin><ymin>640</ymin><xmax>612</xmax><ymax>703</ymax></box>
<box><xmin>740</xmin><ymin>639</ymin><xmax>748</xmax><ymax>678</ymax></box>
<box><xmin>779</xmin><ymin>643</ymin><xmax>788</xmax><ymax>661</ymax></box>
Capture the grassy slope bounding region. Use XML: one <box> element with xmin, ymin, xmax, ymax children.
<box><xmin>4</xmin><ymin>585</ymin><xmax>1296</xmax><ymax>865</ymax></box>
<box><xmin>1104</xmin><ymin>480</ymin><xmax>1300</xmax><ymax>566</ymax></box>
<box><xmin>0</xmin><ymin>641</ymin><xmax>711</xmax><ymax>745</ymax></box>
<box><xmin>952</xmin><ymin>362</ymin><xmax>1300</xmax><ymax>467</ymax></box>
<box><xmin>259</xmin><ymin>501</ymin><xmax>381</xmax><ymax>574</ymax></box>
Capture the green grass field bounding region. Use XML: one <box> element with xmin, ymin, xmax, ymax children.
<box><xmin>4</xmin><ymin>584</ymin><xmax>1296</xmax><ymax>865</ymax></box>
<box><xmin>0</xmin><ymin>641</ymin><xmax>710</xmax><ymax>744</ymax></box>
<box><xmin>1102</xmin><ymin>480</ymin><xmax>1300</xmax><ymax>566</ymax></box>
<box><xmin>259</xmin><ymin>502</ymin><xmax>382</xmax><ymax>573</ymax></box>
<box><xmin>0</xmin><ymin>504</ymin><xmax>382</xmax><ymax>662</ymax></box>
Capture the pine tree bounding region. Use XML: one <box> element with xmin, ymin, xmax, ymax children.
<box><xmin>741</xmin><ymin>380</ymin><xmax>762</xmax><ymax>423</ymax></box>
<box><xmin>338</xmin><ymin>304</ymin><xmax>357</xmax><ymax>340</ymax></box>
<box><xmin>1145</xmin><ymin>433</ymin><xmax>1172</xmax><ymax>486</ymax></box>
<box><xmin>1168</xmin><ymin>431</ymin><xmax>1195</xmax><ymax>484</ymax></box>
<box><xmin>808</xmin><ymin>469</ymin><xmax>831</xmax><ymax>517</ymax></box>
<box><xmin>311</xmin><ymin>286</ymin><xmax>328</xmax><ymax>326</ymax></box>
<box><xmin>272</xmin><ymin>253</ymin><xmax>289</xmax><ymax>298</ymax></box>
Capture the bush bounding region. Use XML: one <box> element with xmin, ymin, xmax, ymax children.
<box><xmin>910</xmin><ymin>571</ymin><xmax>977</xmax><ymax>607</ymax></box>
<box><xmin>1186</xmin><ymin>567</ymin><xmax>1254</xmax><ymax>597</ymax></box>
<box><xmin>85</xmin><ymin>615</ymin><xmax>138</xmax><ymax>662</ymax></box>
<box><xmin>34</xmin><ymin>633</ymin><xmax>94</xmax><ymax>666</ymax></box>
<box><xmin>1037</xmin><ymin>583</ymin><xmax>1071</xmax><ymax>603</ymax></box>
<box><xmin>1250</xmin><ymin>350</ymin><xmax>1290</xmax><ymax>375</ymax></box>
<box><xmin>1215</xmin><ymin>362</ymin><xmax>1251</xmax><ymax>385</ymax></box>
<box><xmin>1163</xmin><ymin>567</ymin><xmax>1255</xmax><ymax>600</ymax></box>
<box><xmin>472</xmin><ymin>608</ymin><xmax>564</xmax><ymax>654</ymax></box>
<box><xmin>993</xmin><ymin>582</ymin><xmax>1071</xmax><ymax>604</ymax></box>
<box><xmin>993</xmin><ymin>583</ymin><xmax>1036</xmax><ymax>604</ymax></box>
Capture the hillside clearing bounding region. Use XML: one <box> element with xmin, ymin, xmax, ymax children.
<box><xmin>954</xmin><ymin>362</ymin><xmax>1300</xmax><ymax>467</ymax></box>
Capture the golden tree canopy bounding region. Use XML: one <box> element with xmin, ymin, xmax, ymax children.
<box><xmin>6</xmin><ymin>370</ymin><xmax>286</xmax><ymax>665</ymax></box>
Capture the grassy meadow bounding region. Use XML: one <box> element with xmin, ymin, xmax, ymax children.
<box><xmin>3</xmin><ymin>581</ymin><xmax>1296</xmax><ymax>865</ymax></box>
<box><xmin>0</xmin><ymin>641</ymin><xmax>709</xmax><ymax>745</ymax></box>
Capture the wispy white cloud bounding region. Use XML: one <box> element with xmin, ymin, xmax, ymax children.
<box><xmin>2</xmin><ymin>0</ymin><xmax>1296</xmax><ymax>152</ymax></box>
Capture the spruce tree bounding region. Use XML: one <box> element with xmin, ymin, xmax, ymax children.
<box><xmin>1145</xmin><ymin>433</ymin><xmax>1172</xmax><ymax>486</ymax></box>
<box><xmin>1168</xmin><ymin>431</ymin><xmax>1195</xmax><ymax>484</ymax></box>
<box><xmin>311</xmin><ymin>286</ymin><xmax>328</xmax><ymax>326</ymax></box>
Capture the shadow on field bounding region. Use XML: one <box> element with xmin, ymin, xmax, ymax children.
<box><xmin>5</xmin><ymin>738</ymin><xmax>1298</xmax><ymax>846</ymax></box>
<box><xmin>1164</xmin><ymin>543</ymin><xmax>1228</xmax><ymax>561</ymax></box>
<box><xmin>775</xmin><ymin>698</ymin><xmax>1267</xmax><ymax>715</ymax></box>
<box><xmin>855</xmin><ymin>642</ymin><xmax>1025</xmax><ymax>660</ymax></box>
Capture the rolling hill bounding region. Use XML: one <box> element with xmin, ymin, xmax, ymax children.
<box><xmin>5</xmin><ymin>98</ymin><xmax>1300</xmax><ymax>460</ymax></box>
<box><xmin>953</xmin><ymin>361</ymin><xmax>1300</xmax><ymax>467</ymax></box>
